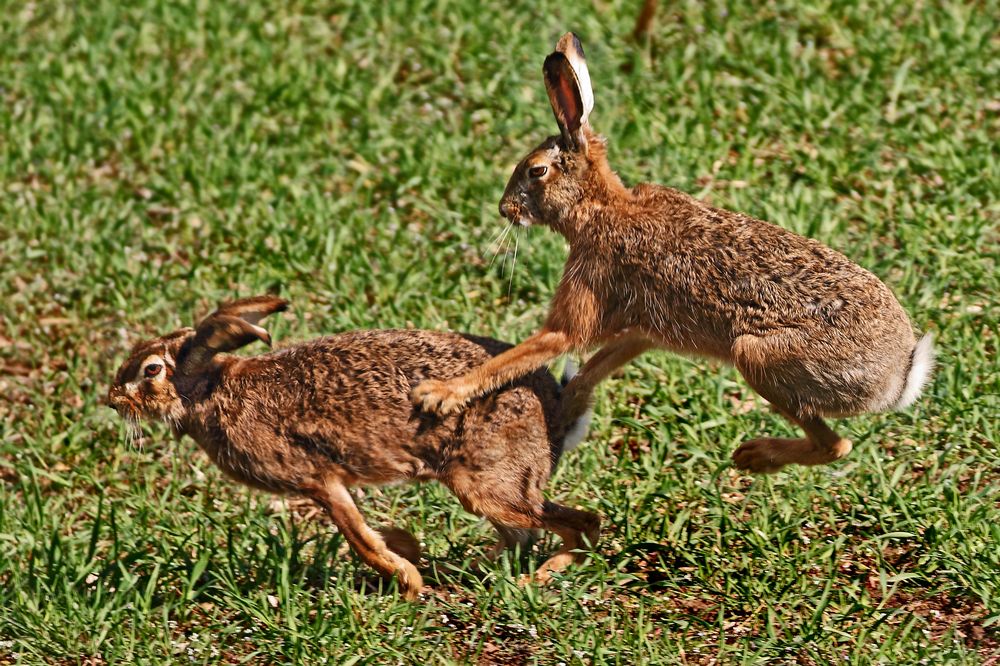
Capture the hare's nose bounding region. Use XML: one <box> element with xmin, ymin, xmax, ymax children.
<box><xmin>499</xmin><ymin>199</ymin><xmax>516</xmax><ymax>220</ymax></box>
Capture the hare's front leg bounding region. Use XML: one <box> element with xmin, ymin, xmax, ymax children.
<box><xmin>412</xmin><ymin>280</ymin><xmax>604</xmax><ymax>415</ymax></box>
<box><xmin>411</xmin><ymin>329</ymin><xmax>573</xmax><ymax>414</ymax></box>
<box><xmin>560</xmin><ymin>335</ymin><xmax>654</xmax><ymax>420</ymax></box>
<box><xmin>310</xmin><ymin>476</ymin><xmax>424</xmax><ymax>600</ymax></box>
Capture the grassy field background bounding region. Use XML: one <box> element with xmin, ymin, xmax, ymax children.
<box><xmin>1</xmin><ymin>0</ymin><xmax>997</xmax><ymax>663</ymax></box>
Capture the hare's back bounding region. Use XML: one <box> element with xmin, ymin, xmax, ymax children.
<box><xmin>246</xmin><ymin>329</ymin><xmax>561</xmax><ymax>450</ymax></box>
<box><xmin>617</xmin><ymin>188</ymin><xmax>912</xmax><ymax>343</ymax></box>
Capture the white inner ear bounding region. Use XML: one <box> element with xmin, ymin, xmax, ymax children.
<box><xmin>566</xmin><ymin>52</ymin><xmax>594</xmax><ymax>123</ymax></box>
<box><xmin>557</xmin><ymin>35</ymin><xmax>594</xmax><ymax>124</ymax></box>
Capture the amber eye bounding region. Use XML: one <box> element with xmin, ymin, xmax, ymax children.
<box><xmin>528</xmin><ymin>165</ymin><xmax>548</xmax><ymax>178</ymax></box>
<box><xmin>143</xmin><ymin>363</ymin><xmax>163</xmax><ymax>378</ymax></box>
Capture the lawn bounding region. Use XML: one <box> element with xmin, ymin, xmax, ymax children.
<box><xmin>1</xmin><ymin>0</ymin><xmax>997</xmax><ymax>663</ymax></box>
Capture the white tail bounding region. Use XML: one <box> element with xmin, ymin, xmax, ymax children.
<box><xmin>559</xmin><ymin>359</ymin><xmax>593</xmax><ymax>452</ymax></box>
<box><xmin>893</xmin><ymin>334</ymin><xmax>935</xmax><ymax>410</ymax></box>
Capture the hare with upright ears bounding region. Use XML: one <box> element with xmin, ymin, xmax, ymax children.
<box><xmin>108</xmin><ymin>296</ymin><xmax>599</xmax><ymax>600</ymax></box>
<box><xmin>413</xmin><ymin>33</ymin><xmax>934</xmax><ymax>473</ymax></box>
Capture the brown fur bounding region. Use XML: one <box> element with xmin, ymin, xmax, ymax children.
<box><xmin>108</xmin><ymin>296</ymin><xmax>599</xmax><ymax>600</ymax></box>
<box><xmin>412</xmin><ymin>33</ymin><xmax>933</xmax><ymax>474</ymax></box>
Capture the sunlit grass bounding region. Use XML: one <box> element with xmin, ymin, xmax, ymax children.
<box><xmin>0</xmin><ymin>0</ymin><xmax>997</xmax><ymax>663</ymax></box>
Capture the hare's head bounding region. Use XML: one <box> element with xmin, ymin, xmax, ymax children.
<box><xmin>499</xmin><ymin>33</ymin><xmax>624</xmax><ymax>236</ymax></box>
<box><xmin>108</xmin><ymin>329</ymin><xmax>194</xmax><ymax>429</ymax></box>
<box><xmin>108</xmin><ymin>296</ymin><xmax>288</xmax><ymax>431</ymax></box>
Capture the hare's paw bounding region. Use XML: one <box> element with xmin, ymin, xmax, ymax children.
<box><xmin>732</xmin><ymin>438</ymin><xmax>787</xmax><ymax>474</ymax></box>
<box><xmin>535</xmin><ymin>552</ymin><xmax>578</xmax><ymax>582</ymax></box>
<box><xmin>411</xmin><ymin>379</ymin><xmax>470</xmax><ymax>414</ymax></box>
<box><xmin>395</xmin><ymin>562</ymin><xmax>425</xmax><ymax>601</ymax></box>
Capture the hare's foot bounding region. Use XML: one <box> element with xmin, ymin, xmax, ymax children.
<box><xmin>532</xmin><ymin>553</ymin><xmax>580</xmax><ymax>584</ymax></box>
<box><xmin>732</xmin><ymin>437</ymin><xmax>796</xmax><ymax>473</ymax></box>
<box><xmin>410</xmin><ymin>379</ymin><xmax>470</xmax><ymax>415</ymax></box>
<box><xmin>733</xmin><ymin>435</ymin><xmax>853</xmax><ymax>473</ymax></box>
<box><xmin>530</xmin><ymin>504</ymin><xmax>600</xmax><ymax>584</ymax></box>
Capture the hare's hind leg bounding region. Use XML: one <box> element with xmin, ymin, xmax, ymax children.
<box><xmin>732</xmin><ymin>414</ymin><xmax>853</xmax><ymax>473</ymax></box>
<box><xmin>531</xmin><ymin>501</ymin><xmax>601</xmax><ymax>583</ymax></box>
<box><xmin>486</xmin><ymin>523</ymin><xmax>542</xmax><ymax>561</ymax></box>
<box><xmin>483</xmin><ymin>501</ymin><xmax>599</xmax><ymax>583</ymax></box>
<box><xmin>731</xmin><ymin>333</ymin><xmax>853</xmax><ymax>474</ymax></box>
<box><xmin>311</xmin><ymin>476</ymin><xmax>423</xmax><ymax>600</ymax></box>
<box><xmin>447</xmin><ymin>472</ymin><xmax>600</xmax><ymax>582</ymax></box>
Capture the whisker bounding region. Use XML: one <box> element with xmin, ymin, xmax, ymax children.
<box><xmin>507</xmin><ymin>229</ymin><xmax>521</xmax><ymax>297</ymax></box>
<box><xmin>487</xmin><ymin>222</ymin><xmax>514</xmax><ymax>270</ymax></box>
<box><xmin>485</xmin><ymin>220</ymin><xmax>511</xmax><ymax>254</ymax></box>
<box><xmin>489</xmin><ymin>238</ymin><xmax>509</xmax><ymax>281</ymax></box>
<box><xmin>134</xmin><ymin>415</ymin><xmax>145</xmax><ymax>452</ymax></box>
<box><xmin>125</xmin><ymin>416</ymin><xmax>138</xmax><ymax>450</ymax></box>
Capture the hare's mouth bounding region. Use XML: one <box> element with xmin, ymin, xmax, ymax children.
<box><xmin>110</xmin><ymin>396</ymin><xmax>136</xmax><ymax>419</ymax></box>
<box><xmin>114</xmin><ymin>403</ymin><xmax>181</xmax><ymax>448</ymax></box>
<box><xmin>117</xmin><ymin>411</ymin><xmax>145</xmax><ymax>448</ymax></box>
<box><xmin>515</xmin><ymin>216</ymin><xmax>532</xmax><ymax>228</ymax></box>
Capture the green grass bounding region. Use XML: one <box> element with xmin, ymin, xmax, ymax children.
<box><xmin>1</xmin><ymin>0</ymin><xmax>997</xmax><ymax>663</ymax></box>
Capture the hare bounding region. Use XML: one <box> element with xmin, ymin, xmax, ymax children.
<box><xmin>107</xmin><ymin>296</ymin><xmax>599</xmax><ymax>600</ymax></box>
<box><xmin>413</xmin><ymin>33</ymin><xmax>934</xmax><ymax>474</ymax></box>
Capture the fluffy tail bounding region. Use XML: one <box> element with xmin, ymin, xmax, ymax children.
<box><xmin>892</xmin><ymin>333</ymin><xmax>935</xmax><ymax>410</ymax></box>
<box><xmin>558</xmin><ymin>359</ymin><xmax>594</xmax><ymax>453</ymax></box>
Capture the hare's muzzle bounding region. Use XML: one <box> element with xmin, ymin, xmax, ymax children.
<box><xmin>499</xmin><ymin>198</ymin><xmax>518</xmax><ymax>221</ymax></box>
<box><xmin>107</xmin><ymin>388</ymin><xmax>130</xmax><ymax>414</ymax></box>
<box><xmin>500</xmin><ymin>198</ymin><xmax>532</xmax><ymax>227</ymax></box>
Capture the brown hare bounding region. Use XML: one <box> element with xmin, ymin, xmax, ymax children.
<box><xmin>108</xmin><ymin>296</ymin><xmax>599</xmax><ymax>600</ymax></box>
<box><xmin>413</xmin><ymin>33</ymin><xmax>934</xmax><ymax>474</ymax></box>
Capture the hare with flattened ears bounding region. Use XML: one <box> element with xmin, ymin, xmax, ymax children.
<box><xmin>413</xmin><ymin>33</ymin><xmax>934</xmax><ymax>473</ymax></box>
<box><xmin>108</xmin><ymin>296</ymin><xmax>599</xmax><ymax>600</ymax></box>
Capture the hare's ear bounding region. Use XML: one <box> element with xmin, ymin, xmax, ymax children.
<box><xmin>180</xmin><ymin>296</ymin><xmax>289</xmax><ymax>371</ymax></box>
<box><xmin>544</xmin><ymin>53</ymin><xmax>585</xmax><ymax>152</ymax></box>
<box><xmin>213</xmin><ymin>295</ymin><xmax>289</xmax><ymax>328</ymax></box>
<box><xmin>544</xmin><ymin>33</ymin><xmax>594</xmax><ymax>153</ymax></box>
<box><xmin>555</xmin><ymin>33</ymin><xmax>594</xmax><ymax>124</ymax></box>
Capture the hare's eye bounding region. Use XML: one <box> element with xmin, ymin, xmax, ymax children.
<box><xmin>143</xmin><ymin>363</ymin><xmax>163</xmax><ymax>379</ymax></box>
<box><xmin>528</xmin><ymin>165</ymin><xmax>548</xmax><ymax>178</ymax></box>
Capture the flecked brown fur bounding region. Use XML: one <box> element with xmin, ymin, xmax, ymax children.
<box><xmin>412</xmin><ymin>33</ymin><xmax>934</xmax><ymax>474</ymax></box>
<box><xmin>108</xmin><ymin>296</ymin><xmax>599</xmax><ymax>600</ymax></box>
